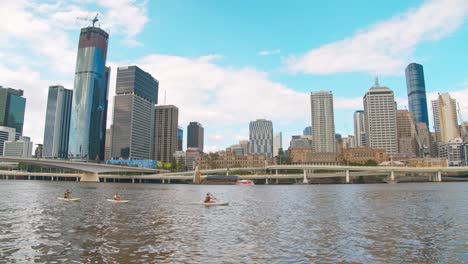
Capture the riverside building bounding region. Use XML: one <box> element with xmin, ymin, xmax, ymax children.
<box><xmin>153</xmin><ymin>105</ymin><xmax>179</xmax><ymax>163</ymax></box>
<box><xmin>405</xmin><ymin>63</ymin><xmax>429</xmax><ymax>126</ymax></box>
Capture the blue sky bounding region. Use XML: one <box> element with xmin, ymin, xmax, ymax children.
<box><xmin>1</xmin><ymin>0</ymin><xmax>468</xmax><ymax>152</ymax></box>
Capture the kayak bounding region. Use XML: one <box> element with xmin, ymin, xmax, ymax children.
<box><xmin>58</xmin><ymin>197</ymin><xmax>80</xmax><ymax>202</ymax></box>
<box><xmin>192</xmin><ymin>202</ymin><xmax>229</xmax><ymax>206</ymax></box>
<box><xmin>106</xmin><ymin>199</ymin><xmax>130</xmax><ymax>203</ymax></box>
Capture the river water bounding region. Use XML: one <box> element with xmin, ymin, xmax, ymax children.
<box><xmin>1</xmin><ymin>181</ymin><xmax>468</xmax><ymax>263</ymax></box>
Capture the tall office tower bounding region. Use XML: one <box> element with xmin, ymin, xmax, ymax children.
<box><xmin>0</xmin><ymin>126</ymin><xmax>16</xmax><ymax>155</ymax></box>
<box><xmin>273</xmin><ymin>132</ymin><xmax>282</xmax><ymax>157</ymax></box>
<box><xmin>249</xmin><ymin>119</ymin><xmax>273</xmax><ymax>158</ymax></box>
<box><xmin>363</xmin><ymin>79</ymin><xmax>398</xmax><ymax>155</ymax></box>
<box><xmin>353</xmin><ymin>110</ymin><xmax>366</xmax><ymax>147</ymax></box>
<box><xmin>303</xmin><ymin>126</ymin><xmax>312</xmax><ymax>135</ymax></box>
<box><xmin>178</xmin><ymin>127</ymin><xmax>183</xmax><ymax>151</ymax></box>
<box><xmin>43</xmin><ymin>85</ymin><xmax>73</xmax><ymax>158</ymax></box>
<box><xmin>111</xmin><ymin>66</ymin><xmax>158</xmax><ymax>160</ymax></box>
<box><xmin>68</xmin><ymin>25</ymin><xmax>110</xmax><ymax>161</ymax></box>
<box><xmin>432</xmin><ymin>93</ymin><xmax>459</xmax><ymax>143</ymax></box>
<box><xmin>0</xmin><ymin>86</ymin><xmax>26</xmax><ymax>135</ymax></box>
<box><xmin>153</xmin><ymin>105</ymin><xmax>179</xmax><ymax>163</ymax></box>
<box><xmin>310</xmin><ymin>91</ymin><xmax>336</xmax><ymax>153</ymax></box>
<box><xmin>405</xmin><ymin>63</ymin><xmax>429</xmax><ymax>126</ymax></box>
<box><xmin>396</xmin><ymin>110</ymin><xmax>418</xmax><ymax>157</ymax></box>
<box><xmin>187</xmin><ymin>122</ymin><xmax>204</xmax><ymax>151</ymax></box>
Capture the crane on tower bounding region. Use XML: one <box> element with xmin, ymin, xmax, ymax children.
<box><xmin>76</xmin><ymin>13</ymin><xmax>99</xmax><ymax>27</ymax></box>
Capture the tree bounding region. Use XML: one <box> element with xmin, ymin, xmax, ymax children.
<box><xmin>364</xmin><ymin>159</ymin><xmax>378</xmax><ymax>166</ymax></box>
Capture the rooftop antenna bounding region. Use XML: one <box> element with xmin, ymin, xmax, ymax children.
<box><xmin>374</xmin><ymin>76</ymin><xmax>380</xmax><ymax>87</ymax></box>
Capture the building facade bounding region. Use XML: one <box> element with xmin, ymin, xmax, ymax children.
<box><xmin>303</xmin><ymin>126</ymin><xmax>312</xmax><ymax>135</ymax></box>
<box><xmin>43</xmin><ymin>85</ymin><xmax>73</xmax><ymax>158</ymax></box>
<box><xmin>341</xmin><ymin>147</ymin><xmax>388</xmax><ymax>164</ymax></box>
<box><xmin>187</xmin><ymin>122</ymin><xmax>204</xmax><ymax>151</ymax></box>
<box><xmin>405</xmin><ymin>63</ymin><xmax>429</xmax><ymax>126</ymax></box>
<box><xmin>432</xmin><ymin>93</ymin><xmax>459</xmax><ymax>144</ymax></box>
<box><xmin>438</xmin><ymin>138</ymin><xmax>463</xmax><ymax>167</ymax></box>
<box><xmin>0</xmin><ymin>126</ymin><xmax>16</xmax><ymax>155</ymax></box>
<box><xmin>195</xmin><ymin>152</ymin><xmax>271</xmax><ymax>169</ymax></box>
<box><xmin>111</xmin><ymin>66</ymin><xmax>158</xmax><ymax>160</ymax></box>
<box><xmin>3</xmin><ymin>136</ymin><xmax>33</xmax><ymax>158</ymax></box>
<box><xmin>396</xmin><ymin>110</ymin><xmax>418</xmax><ymax>158</ymax></box>
<box><xmin>153</xmin><ymin>105</ymin><xmax>179</xmax><ymax>163</ymax></box>
<box><xmin>310</xmin><ymin>91</ymin><xmax>336</xmax><ymax>153</ymax></box>
<box><xmin>104</xmin><ymin>127</ymin><xmax>112</xmax><ymax>161</ymax></box>
<box><xmin>68</xmin><ymin>26</ymin><xmax>110</xmax><ymax>161</ymax></box>
<box><xmin>0</xmin><ymin>86</ymin><xmax>26</xmax><ymax>135</ymax></box>
<box><xmin>249</xmin><ymin>119</ymin><xmax>273</xmax><ymax>158</ymax></box>
<box><xmin>363</xmin><ymin>80</ymin><xmax>398</xmax><ymax>155</ymax></box>
<box><xmin>353</xmin><ymin>110</ymin><xmax>366</xmax><ymax>147</ymax></box>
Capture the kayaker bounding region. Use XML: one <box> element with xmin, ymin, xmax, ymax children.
<box><xmin>64</xmin><ymin>189</ymin><xmax>71</xmax><ymax>199</ymax></box>
<box><xmin>113</xmin><ymin>192</ymin><xmax>121</xmax><ymax>201</ymax></box>
<box><xmin>204</xmin><ymin>193</ymin><xmax>216</xmax><ymax>203</ymax></box>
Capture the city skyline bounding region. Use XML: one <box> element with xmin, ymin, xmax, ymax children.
<box><xmin>1</xmin><ymin>1</ymin><xmax>468</xmax><ymax>152</ymax></box>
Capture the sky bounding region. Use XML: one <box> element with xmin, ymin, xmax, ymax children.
<box><xmin>0</xmin><ymin>0</ymin><xmax>468</xmax><ymax>153</ymax></box>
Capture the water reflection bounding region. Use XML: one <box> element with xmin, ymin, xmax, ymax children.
<box><xmin>1</xmin><ymin>181</ymin><xmax>468</xmax><ymax>262</ymax></box>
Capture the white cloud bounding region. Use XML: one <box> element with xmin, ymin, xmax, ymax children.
<box><xmin>258</xmin><ymin>49</ymin><xmax>281</xmax><ymax>56</ymax></box>
<box><xmin>286</xmin><ymin>0</ymin><xmax>468</xmax><ymax>75</ymax></box>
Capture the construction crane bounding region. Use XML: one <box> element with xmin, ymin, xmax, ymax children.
<box><xmin>76</xmin><ymin>13</ymin><xmax>99</xmax><ymax>27</ymax></box>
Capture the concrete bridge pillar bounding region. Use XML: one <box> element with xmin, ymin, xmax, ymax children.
<box><xmin>276</xmin><ymin>178</ymin><xmax>279</xmax><ymax>184</ymax></box>
<box><xmin>389</xmin><ymin>170</ymin><xmax>395</xmax><ymax>182</ymax></box>
<box><xmin>76</xmin><ymin>177</ymin><xmax>79</xmax><ymax>182</ymax></box>
<box><xmin>303</xmin><ymin>170</ymin><xmax>309</xmax><ymax>184</ymax></box>
<box><xmin>28</xmin><ymin>175</ymin><xmax>31</xmax><ymax>180</ymax></box>
<box><xmin>132</xmin><ymin>178</ymin><xmax>135</xmax><ymax>184</ymax></box>
<box><xmin>437</xmin><ymin>171</ymin><xmax>442</xmax><ymax>182</ymax></box>
<box><xmin>265</xmin><ymin>177</ymin><xmax>269</xmax><ymax>185</ymax></box>
<box><xmin>276</xmin><ymin>169</ymin><xmax>278</xmax><ymax>175</ymax></box>
<box><xmin>345</xmin><ymin>170</ymin><xmax>350</xmax><ymax>183</ymax></box>
<box><xmin>80</xmin><ymin>173</ymin><xmax>99</xmax><ymax>182</ymax></box>
<box><xmin>162</xmin><ymin>179</ymin><xmax>165</xmax><ymax>184</ymax></box>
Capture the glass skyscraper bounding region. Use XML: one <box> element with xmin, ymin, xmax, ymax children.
<box><xmin>68</xmin><ymin>26</ymin><xmax>110</xmax><ymax>161</ymax></box>
<box><xmin>43</xmin><ymin>85</ymin><xmax>73</xmax><ymax>158</ymax></box>
<box><xmin>0</xmin><ymin>86</ymin><xmax>26</xmax><ymax>135</ymax></box>
<box><xmin>405</xmin><ymin>63</ymin><xmax>429</xmax><ymax>126</ymax></box>
<box><xmin>187</xmin><ymin>122</ymin><xmax>204</xmax><ymax>151</ymax></box>
<box><xmin>249</xmin><ymin>119</ymin><xmax>273</xmax><ymax>158</ymax></box>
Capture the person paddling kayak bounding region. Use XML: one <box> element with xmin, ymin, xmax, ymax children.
<box><xmin>64</xmin><ymin>189</ymin><xmax>71</xmax><ymax>199</ymax></box>
<box><xmin>204</xmin><ymin>193</ymin><xmax>216</xmax><ymax>203</ymax></box>
<box><xmin>113</xmin><ymin>192</ymin><xmax>121</xmax><ymax>201</ymax></box>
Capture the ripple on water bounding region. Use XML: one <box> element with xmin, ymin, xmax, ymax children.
<box><xmin>2</xmin><ymin>182</ymin><xmax>468</xmax><ymax>262</ymax></box>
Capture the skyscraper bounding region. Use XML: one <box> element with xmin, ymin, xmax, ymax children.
<box><xmin>0</xmin><ymin>86</ymin><xmax>26</xmax><ymax>135</ymax></box>
<box><xmin>432</xmin><ymin>93</ymin><xmax>459</xmax><ymax>143</ymax></box>
<box><xmin>405</xmin><ymin>63</ymin><xmax>429</xmax><ymax>126</ymax></box>
<box><xmin>43</xmin><ymin>85</ymin><xmax>73</xmax><ymax>158</ymax></box>
<box><xmin>153</xmin><ymin>105</ymin><xmax>179</xmax><ymax>163</ymax></box>
<box><xmin>273</xmin><ymin>132</ymin><xmax>282</xmax><ymax>157</ymax></box>
<box><xmin>363</xmin><ymin>80</ymin><xmax>398</xmax><ymax>155</ymax></box>
<box><xmin>187</xmin><ymin>122</ymin><xmax>204</xmax><ymax>151</ymax></box>
<box><xmin>178</xmin><ymin>127</ymin><xmax>183</xmax><ymax>151</ymax></box>
<box><xmin>111</xmin><ymin>66</ymin><xmax>158</xmax><ymax>160</ymax></box>
<box><xmin>249</xmin><ymin>119</ymin><xmax>273</xmax><ymax>158</ymax></box>
<box><xmin>68</xmin><ymin>25</ymin><xmax>110</xmax><ymax>161</ymax></box>
<box><xmin>353</xmin><ymin>110</ymin><xmax>366</xmax><ymax>147</ymax></box>
<box><xmin>303</xmin><ymin>126</ymin><xmax>312</xmax><ymax>135</ymax></box>
<box><xmin>310</xmin><ymin>91</ymin><xmax>336</xmax><ymax>153</ymax></box>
